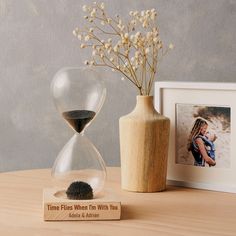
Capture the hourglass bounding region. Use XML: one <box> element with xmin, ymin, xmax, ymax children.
<box><xmin>50</xmin><ymin>67</ymin><xmax>106</xmax><ymax>199</ymax></box>
<box><xmin>43</xmin><ymin>67</ymin><xmax>121</xmax><ymax>221</ymax></box>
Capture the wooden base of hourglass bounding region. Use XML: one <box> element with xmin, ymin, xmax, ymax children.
<box><xmin>43</xmin><ymin>188</ymin><xmax>121</xmax><ymax>221</ymax></box>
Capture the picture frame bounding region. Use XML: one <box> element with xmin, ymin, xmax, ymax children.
<box><xmin>154</xmin><ymin>81</ymin><xmax>236</xmax><ymax>193</ymax></box>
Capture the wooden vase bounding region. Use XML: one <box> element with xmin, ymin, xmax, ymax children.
<box><xmin>119</xmin><ymin>95</ymin><xmax>170</xmax><ymax>192</ymax></box>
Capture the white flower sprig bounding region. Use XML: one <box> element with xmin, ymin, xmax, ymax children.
<box><xmin>73</xmin><ymin>2</ymin><xmax>173</xmax><ymax>95</ymax></box>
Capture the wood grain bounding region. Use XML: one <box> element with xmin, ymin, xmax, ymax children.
<box><xmin>0</xmin><ymin>167</ymin><xmax>236</xmax><ymax>235</ymax></box>
<box><xmin>119</xmin><ymin>96</ymin><xmax>170</xmax><ymax>192</ymax></box>
<box><xmin>43</xmin><ymin>188</ymin><xmax>121</xmax><ymax>221</ymax></box>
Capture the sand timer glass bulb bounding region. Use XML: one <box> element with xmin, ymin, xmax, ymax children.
<box><xmin>51</xmin><ymin>67</ymin><xmax>106</xmax><ymax>199</ymax></box>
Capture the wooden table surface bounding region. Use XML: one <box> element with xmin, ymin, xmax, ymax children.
<box><xmin>0</xmin><ymin>167</ymin><xmax>236</xmax><ymax>236</ymax></box>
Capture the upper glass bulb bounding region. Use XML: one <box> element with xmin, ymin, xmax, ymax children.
<box><xmin>51</xmin><ymin>67</ymin><xmax>106</xmax><ymax>133</ymax></box>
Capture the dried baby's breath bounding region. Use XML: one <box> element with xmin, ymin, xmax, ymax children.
<box><xmin>74</xmin><ymin>2</ymin><xmax>173</xmax><ymax>95</ymax></box>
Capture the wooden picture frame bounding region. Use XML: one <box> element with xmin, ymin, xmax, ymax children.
<box><xmin>155</xmin><ymin>81</ymin><xmax>236</xmax><ymax>193</ymax></box>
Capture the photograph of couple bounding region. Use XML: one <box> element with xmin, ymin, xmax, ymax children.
<box><xmin>176</xmin><ymin>104</ymin><xmax>231</xmax><ymax>168</ymax></box>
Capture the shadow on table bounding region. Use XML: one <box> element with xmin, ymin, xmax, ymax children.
<box><xmin>120</xmin><ymin>186</ymin><xmax>196</xmax><ymax>220</ymax></box>
<box><xmin>165</xmin><ymin>185</ymin><xmax>190</xmax><ymax>192</ymax></box>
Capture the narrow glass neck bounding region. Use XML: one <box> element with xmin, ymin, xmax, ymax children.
<box><xmin>74</xmin><ymin>131</ymin><xmax>85</xmax><ymax>137</ymax></box>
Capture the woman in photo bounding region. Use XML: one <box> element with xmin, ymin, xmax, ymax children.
<box><xmin>187</xmin><ymin>117</ymin><xmax>216</xmax><ymax>167</ymax></box>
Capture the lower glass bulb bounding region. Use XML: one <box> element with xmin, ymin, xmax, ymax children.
<box><xmin>51</xmin><ymin>133</ymin><xmax>106</xmax><ymax>199</ymax></box>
